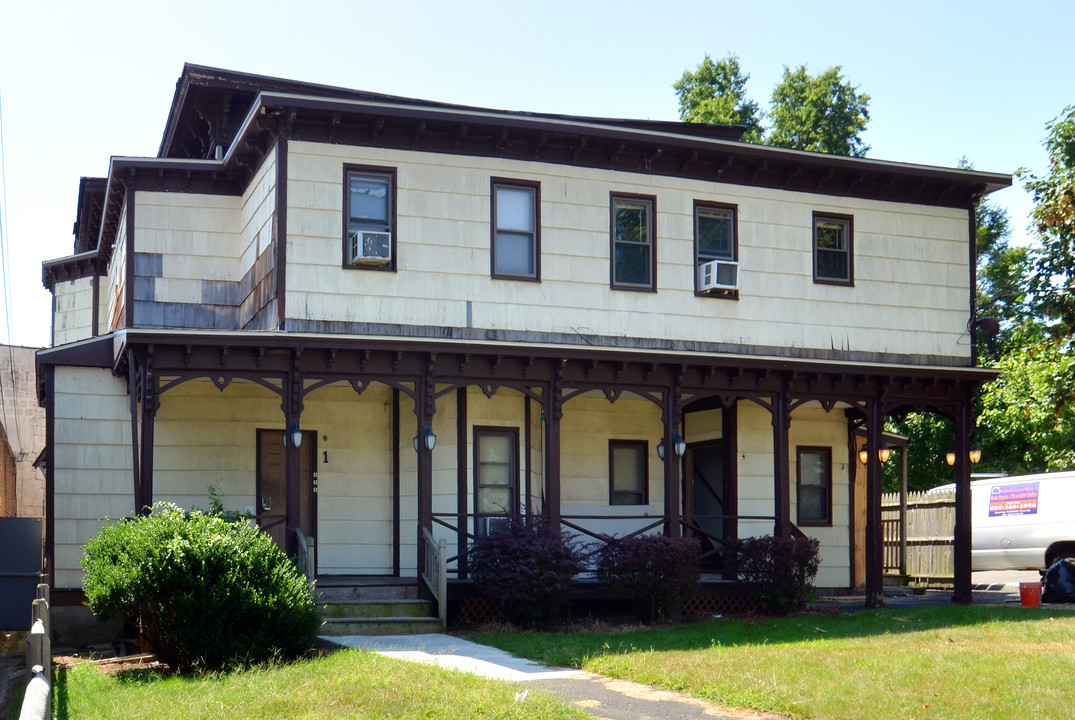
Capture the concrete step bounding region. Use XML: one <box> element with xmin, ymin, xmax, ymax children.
<box><xmin>321</xmin><ymin>599</ymin><xmax>433</xmax><ymax>619</ymax></box>
<box><xmin>316</xmin><ymin>583</ymin><xmax>418</xmax><ymax>603</ymax></box>
<box><xmin>320</xmin><ymin>615</ymin><xmax>443</xmax><ymax>636</ymax></box>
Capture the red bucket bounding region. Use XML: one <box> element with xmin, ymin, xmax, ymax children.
<box><xmin>1020</xmin><ymin>582</ymin><xmax>1041</xmax><ymax>607</ymax></box>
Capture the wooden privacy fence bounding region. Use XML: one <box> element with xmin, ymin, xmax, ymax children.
<box><xmin>882</xmin><ymin>488</ymin><xmax>955</xmax><ymax>581</ymax></box>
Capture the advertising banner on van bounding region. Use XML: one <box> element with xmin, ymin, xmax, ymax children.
<box><xmin>987</xmin><ymin>481</ymin><xmax>1040</xmax><ymax>517</ymax></box>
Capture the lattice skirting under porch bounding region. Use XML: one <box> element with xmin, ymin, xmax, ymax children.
<box><xmin>681</xmin><ymin>594</ymin><xmax>759</xmax><ymax>618</ymax></box>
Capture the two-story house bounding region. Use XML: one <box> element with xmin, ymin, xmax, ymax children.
<box><xmin>38</xmin><ymin>65</ymin><xmax>1008</xmax><ymax>617</ymax></box>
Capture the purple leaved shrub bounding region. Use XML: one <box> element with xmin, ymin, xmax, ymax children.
<box><xmin>730</xmin><ymin>535</ymin><xmax>820</xmax><ymax>615</ymax></box>
<box><xmin>469</xmin><ymin>518</ymin><xmax>582</xmax><ymax>625</ymax></box>
<box><xmin>596</xmin><ymin>534</ymin><xmax>701</xmax><ymax>623</ymax></box>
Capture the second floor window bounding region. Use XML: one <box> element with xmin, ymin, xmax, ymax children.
<box><xmin>611</xmin><ymin>194</ymin><xmax>656</xmax><ymax>290</ymax></box>
<box><xmin>813</xmin><ymin>212</ymin><xmax>853</xmax><ymax>285</ymax></box>
<box><xmin>344</xmin><ymin>166</ymin><xmax>395</xmax><ymax>270</ymax></box>
<box><xmin>491</xmin><ymin>180</ymin><xmax>540</xmax><ymax>280</ymax></box>
<box><xmin>695</xmin><ymin>202</ymin><xmax>738</xmax><ymax>294</ymax></box>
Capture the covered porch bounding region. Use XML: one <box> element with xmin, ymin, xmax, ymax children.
<box><xmin>90</xmin><ymin>328</ymin><xmax>989</xmax><ymax>609</ymax></box>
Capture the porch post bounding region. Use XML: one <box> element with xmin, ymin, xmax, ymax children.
<box><xmin>126</xmin><ymin>348</ymin><xmax>142</xmax><ymax>514</ymax></box>
<box><xmin>544</xmin><ymin>363</ymin><xmax>563</xmax><ymax>535</ymax></box>
<box><xmin>138</xmin><ymin>353</ymin><xmax>157</xmax><ymax>514</ymax></box>
<box><xmin>771</xmin><ymin>377</ymin><xmax>791</xmax><ymax>538</ymax></box>
<box><xmin>952</xmin><ymin>387</ymin><xmax>974</xmax><ymax>604</ymax></box>
<box><xmin>663</xmin><ymin>375</ymin><xmax>682</xmax><ymax>538</ymax></box>
<box><xmin>284</xmin><ymin>354</ymin><xmax>303</xmax><ymax>557</ymax></box>
<box><xmin>415</xmin><ymin>357</ymin><xmax>435</xmax><ymax>578</ymax></box>
<box><xmin>864</xmin><ymin>389</ymin><xmax>885</xmax><ymax>608</ymax></box>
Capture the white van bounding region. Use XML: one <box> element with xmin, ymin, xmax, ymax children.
<box><xmin>969</xmin><ymin>471</ymin><xmax>1075</xmax><ymax>570</ymax></box>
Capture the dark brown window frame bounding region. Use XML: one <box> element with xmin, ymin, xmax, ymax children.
<box><xmin>610</xmin><ymin>192</ymin><xmax>657</xmax><ymax>292</ymax></box>
<box><xmin>490</xmin><ymin>177</ymin><xmax>541</xmax><ymax>282</ymax></box>
<box><xmin>609</xmin><ymin>439</ymin><xmax>649</xmax><ymax>506</ymax></box>
<box><xmin>796</xmin><ymin>445</ymin><xmax>832</xmax><ymax>527</ymax></box>
<box><xmin>694</xmin><ymin>199</ymin><xmax>739</xmax><ymax>299</ymax></box>
<box><xmin>812</xmin><ymin>211</ymin><xmax>854</xmax><ymax>286</ymax></box>
<box><xmin>343</xmin><ymin>164</ymin><xmax>397</xmax><ymax>272</ymax></box>
<box><xmin>473</xmin><ymin>426</ymin><xmax>520</xmax><ymax>530</ymax></box>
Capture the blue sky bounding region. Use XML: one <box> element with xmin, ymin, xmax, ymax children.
<box><xmin>0</xmin><ymin>0</ymin><xmax>1071</xmax><ymax>348</ymax></box>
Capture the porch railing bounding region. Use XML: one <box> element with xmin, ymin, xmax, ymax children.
<box><xmin>421</xmin><ymin>528</ymin><xmax>448</xmax><ymax>631</ymax></box>
<box><xmin>293</xmin><ymin>527</ymin><xmax>313</xmax><ymax>583</ymax></box>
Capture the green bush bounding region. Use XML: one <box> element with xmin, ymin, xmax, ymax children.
<box><xmin>81</xmin><ymin>502</ymin><xmax>320</xmax><ymax>672</ymax></box>
<box><xmin>731</xmin><ymin>535</ymin><xmax>821</xmax><ymax>615</ymax></box>
<box><xmin>469</xmin><ymin>518</ymin><xmax>582</xmax><ymax>625</ymax></box>
<box><xmin>596</xmin><ymin>534</ymin><xmax>701</xmax><ymax>622</ymax></box>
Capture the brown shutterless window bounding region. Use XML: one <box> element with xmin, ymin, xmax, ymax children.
<box><xmin>796</xmin><ymin>446</ymin><xmax>832</xmax><ymax>526</ymax></box>
<box><xmin>812</xmin><ymin>212</ymin><xmax>854</xmax><ymax>286</ymax></box>
<box><xmin>610</xmin><ymin>193</ymin><xmax>657</xmax><ymax>291</ymax></box>
<box><xmin>694</xmin><ymin>200</ymin><xmax>739</xmax><ymax>298</ymax></box>
<box><xmin>609</xmin><ymin>439</ymin><xmax>649</xmax><ymax>506</ymax></box>
<box><xmin>490</xmin><ymin>178</ymin><xmax>541</xmax><ymax>281</ymax></box>
<box><xmin>343</xmin><ymin>164</ymin><xmax>397</xmax><ymax>272</ymax></box>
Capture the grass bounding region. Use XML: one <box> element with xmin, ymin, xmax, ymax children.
<box><xmin>475</xmin><ymin>605</ymin><xmax>1075</xmax><ymax>720</ymax></box>
<box><xmin>50</xmin><ymin>648</ymin><xmax>588</xmax><ymax>720</ymax></box>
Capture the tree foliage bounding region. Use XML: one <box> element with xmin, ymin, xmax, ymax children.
<box><xmin>674</xmin><ymin>54</ymin><xmax>764</xmax><ymax>143</ymax></box>
<box><xmin>674</xmin><ymin>56</ymin><xmax>869</xmax><ymax>157</ymax></box>
<box><xmin>977</xmin><ymin>335</ymin><xmax>1075</xmax><ymax>473</ymax></box>
<box><xmin>767</xmin><ymin>65</ymin><xmax>870</xmax><ymax>157</ymax></box>
<box><xmin>1020</xmin><ymin>105</ymin><xmax>1075</xmax><ymax>340</ymax></box>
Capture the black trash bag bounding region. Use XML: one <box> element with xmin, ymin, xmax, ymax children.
<box><xmin>1041</xmin><ymin>558</ymin><xmax>1075</xmax><ymax>604</ymax></box>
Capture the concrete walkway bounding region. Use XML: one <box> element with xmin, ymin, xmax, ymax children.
<box><xmin>327</xmin><ymin>633</ymin><xmax>782</xmax><ymax>720</ymax></box>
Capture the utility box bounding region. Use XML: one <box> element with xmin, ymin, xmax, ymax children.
<box><xmin>0</xmin><ymin>517</ymin><xmax>43</xmax><ymax>629</ymax></box>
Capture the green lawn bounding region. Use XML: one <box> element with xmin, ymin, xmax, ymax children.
<box><xmin>49</xmin><ymin>648</ymin><xmax>588</xmax><ymax>720</ymax></box>
<box><xmin>476</xmin><ymin>605</ymin><xmax>1075</xmax><ymax>720</ymax></box>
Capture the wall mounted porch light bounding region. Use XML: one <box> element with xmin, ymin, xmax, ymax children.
<box><xmin>413</xmin><ymin>424</ymin><xmax>437</xmax><ymax>452</ymax></box>
<box><xmin>858</xmin><ymin>443</ymin><xmax>891</xmax><ymax>465</ymax></box>
<box><xmin>283</xmin><ymin>421</ymin><xmax>303</xmax><ymax>448</ymax></box>
<box><xmin>656</xmin><ymin>434</ymin><xmax>687</xmax><ymax>460</ymax></box>
<box><xmin>946</xmin><ymin>446</ymin><xmax>982</xmax><ymax>466</ymax></box>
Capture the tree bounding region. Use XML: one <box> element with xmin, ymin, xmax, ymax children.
<box><xmin>1019</xmin><ymin>105</ymin><xmax>1075</xmax><ymax>341</ymax></box>
<box><xmin>674</xmin><ymin>56</ymin><xmax>870</xmax><ymax>157</ymax></box>
<box><xmin>673</xmin><ymin>54</ymin><xmax>764</xmax><ymax>142</ymax></box>
<box><xmin>767</xmin><ymin>65</ymin><xmax>870</xmax><ymax>157</ymax></box>
<box><xmin>977</xmin><ymin>334</ymin><xmax>1075</xmax><ymax>473</ymax></box>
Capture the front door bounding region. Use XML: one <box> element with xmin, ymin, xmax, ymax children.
<box><xmin>686</xmin><ymin>442</ymin><xmax>729</xmax><ymax>571</ymax></box>
<box><xmin>257</xmin><ymin>429</ymin><xmax>316</xmax><ymax>555</ymax></box>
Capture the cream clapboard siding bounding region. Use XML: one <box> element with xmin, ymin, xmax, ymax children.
<box><xmin>105</xmin><ymin>202</ymin><xmax>127</xmax><ymax>331</ymax></box>
<box><xmin>285</xmin><ymin>141</ymin><xmax>971</xmax><ymax>362</ymax></box>
<box><xmin>51</xmin><ymin>278</ymin><xmax>94</xmax><ymax>346</ymax></box>
<box><xmin>52</xmin><ymin>367</ymin><xmax>134</xmax><ymax>588</ymax></box>
<box><xmin>736</xmin><ymin>402</ymin><xmax>851</xmax><ymax>588</ymax></box>
<box><xmin>788</xmin><ymin>406</ymin><xmax>852</xmax><ymax>588</ymax></box>
<box><xmin>135</xmin><ymin>191</ymin><xmax>241</xmax><ymax>298</ymax></box>
<box><xmin>152</xmin><ymin>379</ymin><xmax>409</xmax><ymax>576</ymax></box>
<box><xmin>559</xmin><ymin>394</ymin><xmax>665</xmax><ymax>538</ymax></box>
<box><xmin>239</xmin><ymin>146</ymin><xmax>276</xmax><ymax>278</ymax></box>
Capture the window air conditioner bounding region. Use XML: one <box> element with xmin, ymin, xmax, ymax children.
<box><xmin>348</xmin><ymin>230</ymin><xmax>392</xmax><ymax>265</ymax></box>
<box><xmin>698</xmin><ymin>259</ymin><xmax>739</xmax><ymax>292</ymax></box>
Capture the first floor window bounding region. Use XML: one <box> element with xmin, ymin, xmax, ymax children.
<box><xmin>344</xmin><ymin>166</ymin><xmax>395</xmax><ymax>270</ymax></box>
<box><xmin>797</xmin><ymin>447</ymin><xmax>832</xmax><ymax>526</ymax></box>
<box><xmin>610</xmin><ymin>440</ymin><xmax>648</xmax><ymax>505</ymax></box>
<box><xmin>475</xmin><ymin>427</ymin><xmax>518</xmax><ymax>534</ymax></box>
<box><xmin>813</xmin><ymin>213</ymin><xmax>853</xmax><ymax>285</ymax></box>
<box><xmin>492</xmin><ymin>180</ymin><xmax>540</xmax><ymax>279</ymax></box>
<box><xmin>611</xmin><ymin>194</ymin><xmax>655</xmax><ymax>290</ymax></box>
